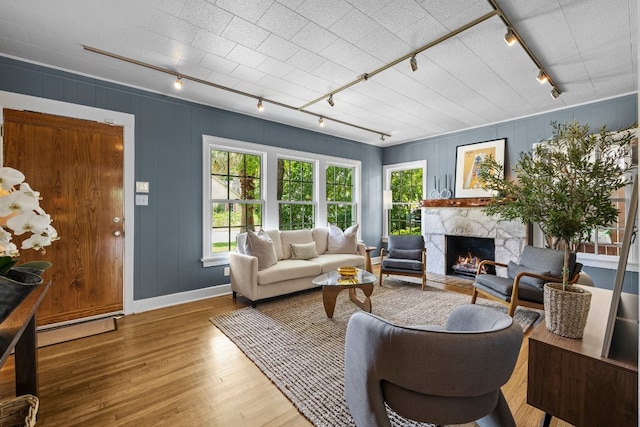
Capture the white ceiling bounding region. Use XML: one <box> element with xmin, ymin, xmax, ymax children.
<box><xmin>0</xmin><ymin>0</ymin><xmax>636</xmax><ymax>146</ymax></box>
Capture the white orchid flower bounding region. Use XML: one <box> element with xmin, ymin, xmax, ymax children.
<box><xmin>6</xmin><ymin>211</ymin><xmax>51</xmax><ymax>236</ymax></box>
<box><xmin>18</xmin><ymin>183</ymin><xmax>40</xmax><ymax>200</ymax></box>
<box><xmin>0</xmin><ymin>168</ymin><xmax>59</xmax><ymax>260</ymax></box>
<box><xmin>21</xmin><ymin>233</ymin><xmax>53</xmax><ymax>251</ymax></box>
<box><xmin>0</xmin><ymin>191</ymin><xmax>40</xmax><ymax>217</ymax></box>
<box><xmin>0</xmin><ymin>227</ymin><xmax>12</xmax><ymax>255</ymax></box>
<box><xmin>0</xmin><ymin>167</ymin><xmax>25</xmax><ymax>190</ymax></box>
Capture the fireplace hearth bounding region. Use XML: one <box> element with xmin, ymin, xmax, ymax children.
<box><xmin>445</xmin><ymin>235</ymin><xmax>495</xmax><ymax>278</ymax></box>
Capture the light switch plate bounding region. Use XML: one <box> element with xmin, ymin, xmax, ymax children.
<box><xmin>136</xmin><ymin>181</ymin><xmax>150</xmax><ymax>193</ymax></box>
<box><xmin>135</xmin><ymin>194</ymin><xmax>149</xmax><ymax>206</ymax></box>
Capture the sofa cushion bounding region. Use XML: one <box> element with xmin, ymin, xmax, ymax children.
<box><xmin>519</xmin><ymin>246</ymin><xmax>572</xmax><ymax>278</ymax></box>
<box><xmin>244</xmin><ymin>229</ymin><xmax>278</xmax><ymax>270</ymax></box>
<box><xmin>312</xmin><ymin>227</ymin><xmax>329</xmax><ymax>254</ymax></box>
<box><xmin>280</xmin><ymin>229</ymin><xmax>314</xmax><ymax>259</ymax></box>
<box><xmin>381</xmin><ymin>258</ymin><xmax>423</xmax><ymax>271</ymax></box>
<box><xmin>328</xmin><ymin>223</ymin><xmax>359</xmax><ymax>254</ymax></box>
<box><xmin>290</xmin><ymin>242</ymin><xmax>318</xmax><ymax>260</ymax></box>
<box><xmin>474</xmin><ymin>274</ymin><xmax>545</xmax><ymax>304</ymax></box>
<box><xmin>507</xmin><ymin>261</ymin><xmax>550</xmax><ymax>288</ymax></box>
<box><xmin>257</xmin><ymin>259</ymin><xmax>322</xmax><ymax>285</ymax></box>
<box><xmin>265</xmin><ymin>230</ymin><xmax>284</xmax><ymax>260</ymax></box>
<box><xmin>308</xmin><ymin>253</ymin><xmax>365</xmax><ymax>273</ymax></box>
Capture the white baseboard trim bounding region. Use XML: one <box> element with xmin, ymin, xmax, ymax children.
<box><xmin>131</xmin><ymin>283</ymin><xmax>232</xmax><ymax>313</ymax></box>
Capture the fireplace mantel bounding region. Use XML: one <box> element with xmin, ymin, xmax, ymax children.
<box><xmin>421</xmin><ymin>198</ymin><xmax>493</xmax><ymax>208</ymax></box>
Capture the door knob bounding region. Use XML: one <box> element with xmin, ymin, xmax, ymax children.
<box><xmin>113</xmin><ymin>231</ymin><xmax>121</xmax><ymax>237</ymax></box>
<box><xmin>113</xmin><ymin>217</ymin><xmax>121</xmax><ymax>223</ymax></box>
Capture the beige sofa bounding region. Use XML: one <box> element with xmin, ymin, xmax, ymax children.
<box><xmin>230</xmin><ymin>227</ymin><xmax>366</xmax><ymax>306</ymax></box>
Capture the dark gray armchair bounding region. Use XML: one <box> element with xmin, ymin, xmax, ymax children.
<box><xmin>379</xmin><ymin>235</ymin><xmax>426</xmax><ymax>290</ymax></box>
<box><xmin>344</xmin><ymin>305</ymin><xmax>523</xmax><ymax>427</ymax></box>
<box><xmin>471</xmin><ymin>245</ymin><xmax>582</xmax><ymax>316</ymax></box>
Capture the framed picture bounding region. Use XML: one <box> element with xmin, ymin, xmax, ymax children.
<box><xmin>454</xmin><ymin>138</ymin><xmax>505</xmax><ymax>198</ymax></box>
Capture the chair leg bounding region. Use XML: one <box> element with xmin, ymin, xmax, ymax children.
<box><xmin>507</xmin><ymin>301</ymin><xmax>517</xmax><ymax>317</ymax></box>
<box><xmin>470</xmin><ymin>287</ymin><xmax>478</xmax><ymax>304</ymax></box>
<box><xmin>421</xmin><ymin>274</ymin><xmax>426</xmax><ymax>291</ymax></box>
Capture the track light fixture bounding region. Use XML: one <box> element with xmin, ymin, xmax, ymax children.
<box><xmin>318</xmin><ymin>117</ymin><xmax>324</xmax><ymax>126</ymax></box>
<box><xmin>504</xmin><ymin>27</ymin><xmax>517</xmax><ymax>46</ymax></box>
<box><xmin>536</xmin><ymin>70</ymin><xmax>548</xmax><ymax>84</ymax></box>
<box><xmin>410</xmin><ymin>55</ymin><xmax>418</xmax><ymax>72</ymax></box>
<box><xmin>380</xmin><ymin>134</ymin><xmax>385</xmax><ymax>141</ymax></box>
<box><xmin>257</xmin><ymin>98</ymin><xmax>264</xmax><ymax>111</ymax></box>
<box><xmin>550</xmin><ymin>87</ymin><xmax>561</xmax><ymax>99</ymax></box>
<box><xmin>174</xmin><ymin>76</ymin><xmax>183</xmax><ymax>89</ymax></box>
<box><xmin>327</xmin><ymin>94</ymin><xmax>335</xmax><ymax>107</ymax></box>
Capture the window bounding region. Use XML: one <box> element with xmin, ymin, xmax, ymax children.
<box><xmin>278</xmin><ymin>158</ymin><xmax>314</xmax><ymax>230</ymax></box>
<box><xmin>326</xmin><ymin>165</ymin><xmax>355</xmax><ymax>230</ymax></box>
<box><xmin>208</xmin><ymin>149</ymin><xmax>262</xmax><ymax>254</ymax></box>
<box><xmin>202</xmin><ymin>136</ymin><xmax>361</xmax><ymax>266</ymax></box>
<box><xmin>383</xmin><ymin>161</ymin><xmax>427</xmax><ymax>237</ymax></box>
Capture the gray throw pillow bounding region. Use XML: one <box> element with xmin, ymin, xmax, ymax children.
<box><xmin>328</xmin><ymin>223</ymin><xmax>359</xmax><ymax>254</ymax></box>
<box><xmin>389</xmin><ymin>248</ymin><xmax>422</xmax><ymax>260</ymax></box>
<box><xmin>244</xmin><ymin>229</ymin><xmax>278</xmax><ymax>270</ymax></box>
<box><xmin>290</xmin><ymin>242</ymin><xmax>318</xmax><ymax>260</ymax></box>
<box><xmin>507</xmin><ymin>261</ymin><xmax>551</xmax><ymax>286</ymax></box>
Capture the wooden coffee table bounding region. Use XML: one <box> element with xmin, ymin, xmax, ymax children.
<box><xmin>312</xmin><ymin>268</ymin><xmax>377</xmax><ymax>318</ymax></box>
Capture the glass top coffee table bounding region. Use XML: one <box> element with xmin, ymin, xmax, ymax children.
<box><xmin>312</xmin><ymin>268</ymin><xmax>377</xmax><ymax>318</ymax></box>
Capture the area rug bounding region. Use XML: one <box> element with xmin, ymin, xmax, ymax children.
<box><xmin>210</xmin><ymin>279</ymin><xmax>539</xmax><ymax>427</ymax></box>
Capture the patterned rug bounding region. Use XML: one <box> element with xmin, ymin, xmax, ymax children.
<box><xmin>210</xmin><ymin>279</ymin><xmax>539</xmax><ymax>427</ymax></box>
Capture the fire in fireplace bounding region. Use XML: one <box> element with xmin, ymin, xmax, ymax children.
<box><xmin>445</xmin><ymin>235</ymin><xmax>496</xmax><ymax>278</ymax></box>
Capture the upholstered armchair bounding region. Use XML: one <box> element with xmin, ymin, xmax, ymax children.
<box><xmin>471</xmin><ymin>246</ymin><xmax>583</xmax><ymax>316</ymax></box>
<box><xmin>379</xmin><ymin>235</ymin><xmax>426</xmax><ymax>290</ymax></box>
<box><xmin>344</xmin><ymin>305</ymin><xmax>523</xmax><ymax>427</ymax></box>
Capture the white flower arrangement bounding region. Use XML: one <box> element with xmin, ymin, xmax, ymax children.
<box><xmin>0</xmin><ymin>167</ymin><xmax>58</xmax><ymax>257</ymax></box>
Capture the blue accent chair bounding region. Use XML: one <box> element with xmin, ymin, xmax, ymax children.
<box><xmin>379</xmin><ymin>235</ymin><xmax>426</xmax><ymax>290</ymax></box>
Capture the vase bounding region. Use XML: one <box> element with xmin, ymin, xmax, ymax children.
<box><xmin>0</xmin><ymin>268</ymin><xmax>45</xmax><ymax>324</ymax></box>
<box><xmin>543</xmin><ymin>283</ymin><xmax>592</xmax><ymax>338</ymax></box>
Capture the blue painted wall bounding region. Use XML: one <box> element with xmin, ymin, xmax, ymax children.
<box><xmin>384</xmin><ymin>94</ymin><xmax>639</xmax><ymax>293</ymax></box>
<box><xmin>0</xmin><ymin>56</ymin><xmax>383</xmax><ymax>300</ymax></box>
<box><xmin>1</xmin><ymin>56</ymin><xmax>636</xmax><ymax>297</ymax></box>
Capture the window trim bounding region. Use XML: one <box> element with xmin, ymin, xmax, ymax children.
<box><xmin>202</xmin><ymin>135</ymin><xmax>361</xmax><ymax>266</ymax></box>
<box><xmin>382</xmin><ymin>160</ymin><xmax>427</xmax><ymax>238</ymax></box>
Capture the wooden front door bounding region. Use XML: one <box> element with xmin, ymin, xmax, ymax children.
<box><xmin>2</xmin><ymin>109</ymin><xmax>124</xmax><ymax>325</ymax></box>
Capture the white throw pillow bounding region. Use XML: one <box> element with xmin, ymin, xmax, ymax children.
<box><xmin>244</xmin><ymin>229</ymin><xmax>278</xmax><ymax>270</ymax></box>
<box><xmin>290</xmin><ymin>242</ymin><xmax>318</xmax><ymax>260</ymax></box>
<box><xmin>328</xmin><ymin>224</ymin><xmax>359</xmax><ymax>254</ymax></box>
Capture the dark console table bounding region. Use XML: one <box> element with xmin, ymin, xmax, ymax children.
<box><xmin>0</xmin><ymin>280</ymin><xmax>50</xmax><ymax>396</ymax></box>
<box><xmin>527</xmin><ymin>286</ymin><xmax>638</xmax><ymax>427</ymax></box>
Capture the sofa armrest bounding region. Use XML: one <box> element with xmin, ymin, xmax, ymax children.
<box><xmin>357</xmin><ymin>242</ymin><xmax>366</xmax><ymax>257</ymax></box>
<box><xmin>229</xmin><ymin>252</ymin><xmax>259</xmax><ymax>299</ymax></box>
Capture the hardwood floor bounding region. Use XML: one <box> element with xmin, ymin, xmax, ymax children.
<box><xmin>0</xmin><ymin>267</ymin><xmax>571</xmax><ymax>426</ymax></box>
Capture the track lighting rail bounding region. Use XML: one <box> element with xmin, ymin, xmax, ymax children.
<box><xmin>82</xmin><ymin>45</ymin><xmax>391</xmax><ymax>139</ymax></box>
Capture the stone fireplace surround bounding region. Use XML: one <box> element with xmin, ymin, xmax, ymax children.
<box><xmin>422</xmin><ymin>206</ymin><xmax>528</xmax><ymax>277</ymax></box>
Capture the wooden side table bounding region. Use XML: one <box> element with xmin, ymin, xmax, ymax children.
<box><xmin>527</xmin><ymin>286</ymin><xmax>638</xmax><ymax>427</ymax></box>
<box><xmin>0</xmin><ymin>280</ymin><xmax>51</xmax><ymax>397</ymax></box>
<box><xmin>365</xmin><ymin>246</ymin><xmax>376</xmax><ymax>273</ymax></box>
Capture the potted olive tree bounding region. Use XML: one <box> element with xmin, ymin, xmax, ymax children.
<box><xmin>477</xmin><ymin>120</ymin><xmax>635</xmax><ymax>338</ymax></box>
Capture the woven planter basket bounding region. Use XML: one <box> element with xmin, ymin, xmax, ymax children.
<box><xmin>0</xmin><ymin>394</ymin><xmax>38</xmax><ymax>427</ymax></box>
<box><xmin>544</xmin><ymin>283</ymin><xmax>592</xmax><ymax>338</ymax></box>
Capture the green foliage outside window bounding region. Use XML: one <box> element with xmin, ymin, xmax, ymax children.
<box><xmin>210</xmin><ymin>150</ymin><xmax>262</xmax><ymax>252</ymax></box>
<box><xmin>327</xmin><ymin>166</ymin><xmax>355</xmax><ymax>230</ymax></box>
<box><xmin>278</xmin><ymin>159</ymin><xmax>314</xmax><ymax>230</ymax></box>
<box><xmin>389</xmin><ymin>167</ymin><xmax>423</xmax><ymax>235</ymax></box>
